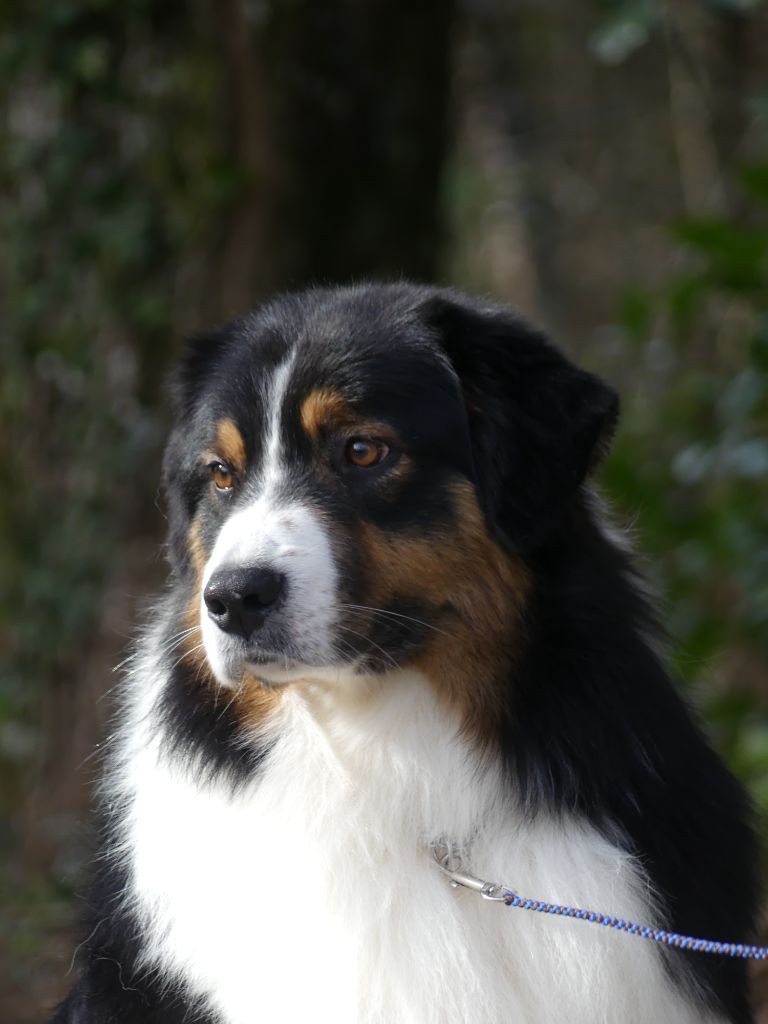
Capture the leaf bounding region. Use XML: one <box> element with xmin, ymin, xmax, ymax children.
<box><xmin>740</xmin><ymin>164</ymin><xmax>768</xmax><ymax>204</ymax></box>
<box><xmin>589</xmin><ymin>2</ymin><xmax>657</xmax><ymax>65</ymax></box>
<box><xmin>673</xmin><ymin>218</ymin><xmax>768</xmax><ymax>292</ymax></box>
<box><xmin>620</xmin><ymin>288</ymin><xmax>653</xmax><ymax>341</ymax></box>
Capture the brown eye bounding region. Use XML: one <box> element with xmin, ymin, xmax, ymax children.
<box><xmin>208</xmin><ymin>461</ymin><xmax>235</xmax><ymax>491</ymax></box>
<box><xmin>345</xmin><ymin>438</ymin><xmax>389</xmax><ymax>469</ymax></box>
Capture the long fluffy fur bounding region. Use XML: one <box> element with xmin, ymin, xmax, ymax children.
<box><xmin>53</xmin><ymin>284</ymin><xmax>758</xmax><ymax>1024</ymax></box>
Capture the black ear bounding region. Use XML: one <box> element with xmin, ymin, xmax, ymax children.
<box><xmin>168</xmin><ymin>326</ymin><xmax>233</xmax><ymax>419</ymax></box>
<box><xmin>424</xmin><ymin>294</ymin><xmax>619</xmax><ymax>552</ymax></box>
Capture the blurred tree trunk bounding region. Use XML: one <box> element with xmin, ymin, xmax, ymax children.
<box><xmin>204</xmin><ymin>0</ymin><xmax>456</xmax><ymax>323</ymax></box>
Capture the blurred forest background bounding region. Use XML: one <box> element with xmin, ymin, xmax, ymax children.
<box><xmin>1</xmin><ymin>0</ymin><xmax>767</xmax><ymax>1020</ymax></box>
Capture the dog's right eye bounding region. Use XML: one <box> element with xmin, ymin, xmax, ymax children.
<box><xmin>207</xmin><ymin>461</ymin><xmax>235</xmax><ymax>492</ymax></box>
<box><xmin>344</xmin><ymin>438</ymin><xmax>390</xmax><ymax>469</ymax></box>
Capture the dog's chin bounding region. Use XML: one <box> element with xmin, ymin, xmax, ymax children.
<box><xmin>204</xmin><ymin>642</ymin><xmax>355</xmax><ymax>690</ymax></box>
<box><xmin>243</xmin><ymin>657</ymin><xmax>310</xmax><ymax>689</ymax></box>
<box><xmin>244</xmin><ymin>654</ymin><xmax>364</xmax><ymax>689</ymax></box>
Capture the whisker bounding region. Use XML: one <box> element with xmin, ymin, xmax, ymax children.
<box><xmin>163</xmin><ymin>636</ymin><xmax>202</xmax><ymax>663</ymax></box>
<box><xmin>161</xmin><ymin>625</ymin><xmax>199</xmax><ymax>645</ymax></box>
<box><xmin>215</xmin><ymin>687</ymin><xmax>239</xmax><ymax>723</ymax></box>
<box><xmin>159</xmin><ymin>626</ymin><xmax>201</xmax><ymax>653</ymax></box>
<box><xmin>336</xmin><ymin>623</ymin><xmax>400</xmax><ymax>671</ymax></box>
<box><xmin>339</xmin><ymin>603</ymin><xmax>449</xmax><ymax>637</ymax></box>
<box><xmin>331</xmin><ymin>635</ymin><xmax>361</xmax><ymax>664</ymax></box>
<box><xmin>169</xmin><ymin>640</ymin><xmax>206</xmax><ymax>675</ymax></box>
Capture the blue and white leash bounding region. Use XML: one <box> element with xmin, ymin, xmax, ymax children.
<box><xmin>432</xmin><ymin>844</ymin><xmax>768</xmax><ymax>961</ymax></box>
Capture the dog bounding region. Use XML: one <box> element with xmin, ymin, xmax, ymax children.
<box><xmin>54</xmin><ymin>283</ymin><xmax>758</xmax><ymax>1023</ymax></box>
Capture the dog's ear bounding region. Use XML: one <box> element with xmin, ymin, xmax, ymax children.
<box><xmin>168</xmin><ymin>326</ymin><xmax>233</xmax><ymax>419</ymax></box>
<box><xmin>424</xmin><ymin>294</ymin><xmax>619</xmax><ymax>552</ymax></box>
<box><xmin>162</xmin><ymin>327</ymin><xmax>234</xmax><ymax>571</ymax></box>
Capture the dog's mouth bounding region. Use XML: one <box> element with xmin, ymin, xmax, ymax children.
<box><xmin>246</xmin><ymin>648</ymin><xmax>292</xmax><ymax>666</ymax></box>
<box><xmin>243</xmin><ymin>656</ymin><xmax>339</xmax><ymax>689</ymax></box>
<box><xmin>241</xmin><ymin>644</ymin><xmax>354</xmax><ymax>689</ymax></box>
<box><xmin>242</xmin><ymin>645</ymin><xmax>303</xmax><ymax>685</ymax></box>
<box><xmin>203</xmin><ymin>617</ymin><xmax>367</xmax><ymax>690</ymax></box>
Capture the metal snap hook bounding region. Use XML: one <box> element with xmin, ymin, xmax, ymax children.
<box><xmin>432</xmin><ymin>843</ymin><xmax>508</xmax><ymax>899</ymax></box>
<box><xmin>480</xmin><ymin>882</ymin><xmax>509</xmax><ymax>902</ymax></box>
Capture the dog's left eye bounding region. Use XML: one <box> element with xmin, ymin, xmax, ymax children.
<box><xmin>208</xmin><ymin>461</ymin><xmax>235</xmax><ymax>492</ymax></box>
<box><xmin>344</xmin><ymin>438</ymin><xmax>390</xmax><ymax>469</ymax></box>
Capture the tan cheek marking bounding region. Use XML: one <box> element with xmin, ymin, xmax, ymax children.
<box><xmin>182</xmin><ymin>520</ymin><xmax>212</xmax><ymax>679</ymax></box>
<box><xmin>300</xmin><ymin>389</ymin><xmax>355</xmax><ymax>439</ymax></box>
<box><xmin>358</xmin><ymin>481</ymin><xmax>529</xmax><ymax>743</ymax></box>
<box><xmin>188</xmin><ymin>519</ymin><xmax>207</xmax><ymax>579</ymax></box>
<box><xmin>213</xmin><ymin>417</ymin><xmax>246</xmax><ymax>474</ymax></box>
<box><xmin>234</xmin><ymin>672</ymin><xmax>284</xmax><ymax>722</ymax></box>
<box><xmin>182</xmin><ymin>520</ymin><xmax>283</xmax><ymax>723</ymax></box>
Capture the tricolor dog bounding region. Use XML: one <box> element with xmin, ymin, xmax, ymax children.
<box><xmin>54</xmin><ymin>284</ymin><xmax>758</xmax><ymax>1023</ymax></box>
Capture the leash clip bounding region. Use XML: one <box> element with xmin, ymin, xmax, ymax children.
<box><xmin>431</xmin><ymin>841</ymin><xmax>508</xmax><ymax>902</ymax></box>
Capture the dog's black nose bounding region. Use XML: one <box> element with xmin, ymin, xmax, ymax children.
<box><xmin>203</xmin><ymin>567</ymin><xmax>285</xmax><ymax>640</ymax></box>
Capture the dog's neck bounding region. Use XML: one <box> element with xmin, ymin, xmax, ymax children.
<box><xmin>251</xmin><ymin>668</ymin><xmax>506</xmax><ymax>850</ymax></box>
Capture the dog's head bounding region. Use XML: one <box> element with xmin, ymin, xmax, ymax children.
<box><xmin>163</xmin><ymin>284</ymin><xmax>617</xmax><ymax>700</ymax></box>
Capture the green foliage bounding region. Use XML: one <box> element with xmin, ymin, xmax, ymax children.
<box><xmin>0</xmin><ymin>0</ymin><xmax>229</xmax><ymax>776</ymax></box>
<box><xmin>605</xmin><ymin>165</ymin><xmax>768</xmax><ymax>816</ymax></box>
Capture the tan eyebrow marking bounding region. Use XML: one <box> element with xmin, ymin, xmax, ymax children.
<box><xmin>207</xmin><ymin>417</ymin><xmax>246</xmax><ymax>473</ymax></box>
<box><xmin>300</xmin><ymin>389</ymin><xmax>403</xmax><ymax>454</ymax></box>
<box><xmin>300</xmin><ymin>389</ymin><xmax>356</xmax><ymax>439</ymax></box>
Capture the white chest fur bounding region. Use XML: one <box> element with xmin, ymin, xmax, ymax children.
<box><xmin>118</xmin><ymin>670</ymin><xmax>718</xmax><ymax>1024</ymax></box>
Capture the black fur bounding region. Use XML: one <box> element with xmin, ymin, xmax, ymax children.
<box><xmin>53</xmin><ymin>283</ymin><xmax>758</xmax><ymax>1023</ymax></box>
<box><xmin>423</xmin><ymin>293</ymin><xmax>619</xmax><ymax>551</ymax></box>
<box><xmin>505</xmin><ymin>507</ymin><xmax>756</xmax><ymax>1022</ymax></box>
<box><xmin>51</xmin><ymin>840</ymin><xmax>218</xmax><ymax>1024</ymax></box>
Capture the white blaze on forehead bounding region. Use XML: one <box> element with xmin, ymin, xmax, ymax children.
<box><xmin>260</xmin><ymin>352</ymin><xmax>296</xmax><ymax>495</ymax></box>
<box><xmin>200</xmin><ymin>353</ymin><xmax>340</xmax><ymax>684</ymax></box>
